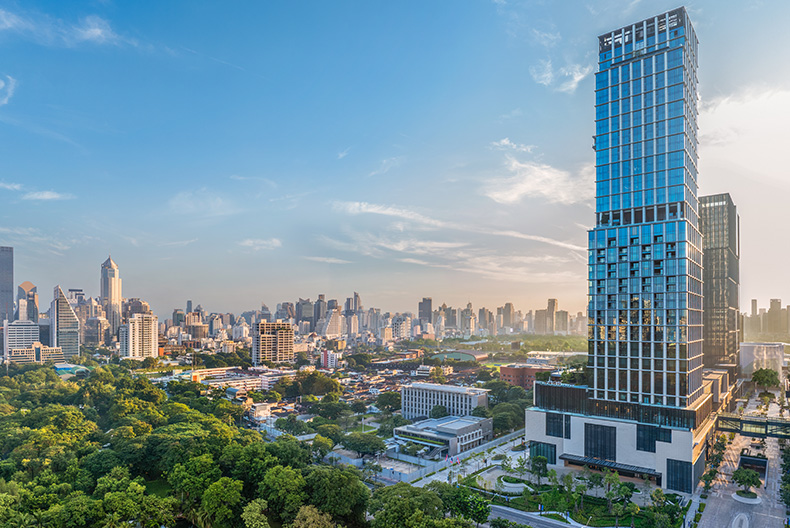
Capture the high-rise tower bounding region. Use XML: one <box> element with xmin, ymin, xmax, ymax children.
<box><xmin>699</xmin><ymin>194</ymin><xmax>739</xmax><ymax>370</ymax></box>
<box><xmin>526</xmin><ymin>8</ymin><xmax>709</xmax><ymax>495</ymax></box>
<box><xmin>0</xmin><ymin>247</ymin><xmax>13</xmax><ymax>323</ymax></box>
<box><xmin>100</xmin><ymin>256</ymin><xmax>122</xmax><ymax>337</ymax></box>
<box><xmin>51</xmin><ymin>285</ymin><xmax>80</xmax><ymax>358</ymax></box>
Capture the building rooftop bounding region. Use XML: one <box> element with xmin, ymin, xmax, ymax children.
<box><xmin>404</xmin><ymin>382</ymin><xmax>489</xmax><ymax>395</ymax></box>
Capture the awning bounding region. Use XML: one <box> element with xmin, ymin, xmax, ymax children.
<box><xmin>559</xmin><ymin>454</ymin><xmax>661</xmax><ymax>478</ymax></box>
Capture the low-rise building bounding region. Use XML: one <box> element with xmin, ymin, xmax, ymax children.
<box><xmin>401</xmin><ymin>382</ymin><xmax>488</xmax><ymax>420</ymax></box>
<box><xmin>394</xmin><ymin>415</ymin><xmax>493</xmax><ymax>456</ymax></box>
<box><xmin>500</xmin><ymin>364</ymin><xmax>556</xmax><ymax>390</ymax></box>
<box><xmin>7</xmin><ymin>342</ymin><xmax>65</xmax><ymax>364</ymax></box>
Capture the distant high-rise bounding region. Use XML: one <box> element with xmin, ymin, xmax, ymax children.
<box><xmin>313</xmin><ymin>295</ymin><xmax>327</xmax><ymax>328</ymax></box>
<box><xmin>251</xmin><ymin>321</ymin><xmax>294</xmax><ymax>365</ymax></box>
<box><xmin>186</xmin><ymin>300</ymin><xmax>193</xmax><ymax>314</ymax></box>
<box><xmin>0</xmin><ymin>247</ymin><xmax>13</xmax><ymax>324</ymax></box>
<box><xmin>546</xmin><ymin>299</ymin><xmax>558</xmax><ymax>334</ymax></box>
<box><xmin>699</xmin><ymin>193</ymin><xmax>740</xmax><ymax>369</ymax></box>
<box><xmin>120</xmin><ymin>313</ymin><xmax>158</xmax><ymax>359</ymax></box>
<box><xmin>353</xmin><ymin>292</ymin><xmax>362</xmax><ymax>313</ymax></box>
<box><xmin>16</xmin><ymin>281</ymin><xmax>38</xmax><ymax>322</ymax></box>
<box><xmin>418</xmin><ymin>297</ymin><xmax>433</xmax><ymax>325</ymax></box>
<box><xmin>100</xmin><ymin>256</ymin><xmax>122</xmax><ymax>336</ymax></box>
<box><xmin>51</xmin><ymin>285</ymin><xmax>80</xmax><ymax>358</ymax></box>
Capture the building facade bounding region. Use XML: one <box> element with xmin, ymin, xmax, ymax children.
<box><xmin>50</xmin><ymin>286</ymin><xmax>80</xmax><ymax>359</ymax></box>
<box><xmin>394</xmin><ymin>415</ymin><xmax>494</xmax><ymax>457</ymax></box>
<box><xmin>526</xmin><ymin>8</ymin><xmax>710</xmax><ymax>494</ymax></box>
<box><xmin>7</xmin><ymin>342</ymin><xmax>65</xmax><ymax>364</ymax></box>
<box><xmin>401</xmin><ymin>382</ymin><xmax>488</xmax><ymax>420</ymax></box>
<box><xmin>251</xmin><ymin>321</ymin><xmax>295</xmax><ymax>365</ymax></box>
<box><xmin>500</xmin><ymin>364</ymin><xmax>556</xmax><ymax>390</ymax></box>
<box><xmin>4</xmin><ymin>319</ymin><xmax>39</xmax><ymax>359</ymax></box>
<box><xmin>119</xmin><ymin>313</ymin><xmax>159</xmax><ymax>359</ymax></box>
<box><xmin>16</xmin><ymin>281</ymin><xmax>39</xmax><ymax>322</ymax></box>
<box><xmin>699</xmin><ymin>194</ymin><xmax>740</xmax><ymax>370</ymax></box>
<box><xmin>0</xmin><ymin>247</ymin><xmax>12</xmax><ymax>324</ymax></box>
<box><xmin>100</xmin><ymin>256</ymin><xmax>123</xmax><ymax>337</ymax></box>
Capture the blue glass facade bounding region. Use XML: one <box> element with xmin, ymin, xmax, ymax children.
<box><xmin>588</xmin><ymin>8</ymin><xmax>704</xmax><ymax>410</ymax></box>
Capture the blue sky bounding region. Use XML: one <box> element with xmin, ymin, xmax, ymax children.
<box><xmin>1</xmin><ymin>0</ymin><xmax>789</xmax><ymax>318</ymax></box>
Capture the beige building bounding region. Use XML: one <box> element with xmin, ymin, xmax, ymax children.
<box><xmin>120</xmin><ymin>313</ymin><xmax>159</xmax><ymax>358</ymax></box>
<box><xmin>8</xmin><ymin>342</ymin><xmax>65</xmax><ymax>364</ymax></box>
<box><xmin>252</xmin><ymin>320</ymin><xmax>294</xmax><ymax>365</ymax></box>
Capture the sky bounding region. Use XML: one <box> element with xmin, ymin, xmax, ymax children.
<box><xmin>0</xmin><ymin>0</ymin><xmax>788</xmax><ymax>319</ymax></box>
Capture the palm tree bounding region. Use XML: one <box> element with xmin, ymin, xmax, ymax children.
<box><xmin>625</xmin><ymin>501</ymin><xmax>640</xmax><ymax>528</ymax></box>
<box><xmin>612</xmin><ymin>503</ymin><xmax>625</xmax><ymax>528</ymax></box>
<box><xmin>102</xmin><ymin>513</ymin><xmax>124</xmax><ymax>528</ymax></box>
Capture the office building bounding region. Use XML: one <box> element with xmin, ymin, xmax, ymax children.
<box><xmin>7</xmin><ymin>342</ymin><xmax>64</xmax><ymax>364</ymax></box>
<box><xmin>119</xmin><ymin>313</ymin><xmax>159</xmax><ymax>359</ymax></box>
<box><xmin>526</xmin><ymin>8</ymin><xmax>709</xmax><ymax>494</ymax></box>
<box><xmin>51</xmin><ymin>286</ymin><xmax>80</xmax><ymax>358</ymax></box>
<box><xmin>401</xmin><ymin>382</ymin><xmax>489</xmax><ymax>420</ymax></box>
<box><xmin>500</xmin><ymin>364</ymin><xmax>556</xmax><ymax>390</ymax></box>
<box><xmin>0</xmin><ymin>247</ymin><xmax>12</xmax><ymax>324</ymax></box>
<box><xmin>100</xmin><ymin>256</ymin><xmax>122</xmax><ymax>336</ymax></box>
<box><xmin>251</xmin><ymin>321</ymin><xmax>294</xmax><ymax>365</ymax></box>
<box><xmin>4</xmin><ymin>319</ymin><xmax>39</xmax><ymax>359</ymax></box>
<box><xmin>394</xmin><ymin>415</ymin><xmax>494</xmax><ymax>456</ymax></box>
<box><xmin>699</xmin><ymin>193</ymin><xmax>740</xmax><ymax>369</ymax></box>
<box><xmin>16</xmin><ymin>281</ymin><xmax>39</xmax><ymax>322</ymax></box>
<box><xmin>418</xmin><ymin>297</ymin><xmax>433</xmax><ymax>326</ymax></box>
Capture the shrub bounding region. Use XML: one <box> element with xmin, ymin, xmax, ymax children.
<box><xmin>694</xmin><ymin>513</ymin><xmax>701</xmax><ymax>522</ymax></box>
<box><xmin>699</xmin><ymin>503</ymin><xmax>706</xmax><ymax>512</ymax></box>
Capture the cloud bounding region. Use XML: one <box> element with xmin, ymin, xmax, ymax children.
<box><xmin>0</xmin><ymin>75</ymin><xmax>16</xmax><ymax>106</ymax></box>
<box><xmin>490</xmin><ymin>137</ymin><xmax>535</xmax><ymax>153</ymax></box>
<box><xmin>332</xmin><ymin>200</ymin><xmax>586</xmax><ymax>252</ymax></box>
<box><xmin>497</xmin><ymin>108</ymin><xmax>522</xmax><ymax>121</ymax></box>
<box><xmin>337</xmin><ymin>147</ymin><xmax>351</xmax><ymax>160</ymax></box>
<box><xmin>239</xmin><ymin>238</ymin><xmax>282</xmax><ymax>251</ymax></box>
<box><xmin>229</xmin><ymin>174</ymin><xmax>277</xmax><ymax>188</ymax></box>
<box><xmin>22</xmin><ymin>190</ymin><xmax>74</xmax><ymax>200</ymax></box>
<box><xmin>369</xmin><ymin>157</ymin><xmax>401</xmax><ymax>177</ymax></box>
<box><xmin>168</xmin><ymin>188</ymin><xmax>239</xmax><ymax>217</ymax></box>
<box><xmin>483</xmin><ymin>156</ymin><xmax>594</xmax><ymax>206</ymax></box>
<box><xmin>530</xmin><ymin>59</ymin><xmax>593</xmax><ymax>94</ymax></box>
<box><xmin>0</xmin><ymin>181</ymin><xmax>22</xmax><ymax>190</ymax></box>
<box><xmin>0</xmin><ymin>8</ymin><xmax>134</xmax><ymax>48</ymax></box>
<box><xmin>531</xmin><ymin>28</ymin><xmax>561</xmax><ymax>47</ymax></box>
<box><xmin>305</xmin><ymin>256</ymin><xmax>352</xmax><ymax>264</ymax></box>
<box><xmin>160</xmin><ymin>238</ymin><xmax>198</xmax><ymax>248</ymax></box>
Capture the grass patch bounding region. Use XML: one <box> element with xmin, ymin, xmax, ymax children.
<box><xmin>543</xmin><ymin>513</ymin><xmax>569</xmax><ymax>523</ymax></box>
<box><xmin>736</xmin><ymin>490</ymin><xmax>757</xmax><ymax>498</ymax></box>
<box><xmin>144</xmin><ymin>479</ymin><xmax>172</xmax><ymax>497</ymax></box>
<box><xmin>502</xmin><ymin>476</ymin><xmax>529</xmax><ymax>484</ymax></box>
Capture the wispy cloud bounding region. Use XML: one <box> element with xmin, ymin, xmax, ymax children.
<box><xmin>239</xmin><ymin>238</ymin><xmax>282</xmax><ymax>251</ymax></box>
<box><xmin>333</xmin><ymin>200</ymin><xmax>585</xmax><ymax>252</ymax></box>
<box><xmin>337</xmin><ymin>147</ymin><xmax>351</xmax><ymax>160</ymax></box>
<box><xmin>0</xmin><ymin>75</ymin><xmax>16</xmax><ymax>106</ymax></box>
<box><xmin>305</xmin><ymin>256</ymin><xmax>352</xmax><ymax>264</ymax></box>
<box><xmin>490</xmin><ymin>137</ymin><xmax>535</xmax><ymax>153</ymax></box>
<box><xmin>168</xmin><ymin>188</ymin><xmax>239</xmax><ymax>217</ymax></box>
<box><xmin>160</xmin><ymin>238</ymin><xmax>198</xmax><ymax>248</ymax></box>
<box><xmin>229</xmin><ymin>174</ymin><xmax>278</xmax><ymax>188</ymax></box>
<box><xmin>22</xmin><ymin>190</ymin><xmax>74</xmax><ymax>201</ymax></box>
<box><xmin>530</xmin><ymin>59</ymin><xmax>593</xmax><ymax>94</ymax></box>
<box><xmin>531</xmin><ymin>28</ymin><xmax>561</xmax><ymax>47</ymax></box>
<box><xmin>497</xmin><ymin>108</ymin><xmax>522</xmax><ymax>121</ymax></box>
<box><xmin>369</xmin><ymin>157</ymin><xmax>401</xmax><ymax>177</ymax></box>
<box><xmin>0</xmin><ymin>181</ymin><xmax>22</xmax><ymax>190</ymax></box>
<box><xmin>0</xmin><ymin>8</ymin><xmax>135</xmax><ymax>48</ymax></box>
<box><xmin>482</xmin><ymin>156</ymin><xmax>594</xmax><ymax>205</ymax></box>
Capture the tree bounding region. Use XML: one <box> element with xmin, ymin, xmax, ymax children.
<box><xmin>370</xmin><ymin>483</ymin><xmax>443</xmax><ymax>528</ymax></box>
<box><xmin>241</xmin><ymin>499</ymin><xmax>270</xmax><ymax>528</ymax></box>
<box><xmin>732</xmin><ymin>468</ymin><xmax>761</xmax><ymax>494</ymax></box>
<box><xmin>612</xmin><ymin>503</ymin><xmax>625</xmax><ymax>528</ymax></box>
<box><xmin>461</xmin><ymin>494</ymin><xmax>490</xmax><ymax>527</ymax></box>
<box><xmin>377</xmin><ymin>392</ymin><xmax>401</xmax><ymax>412</ymax></box>
<box><xmin>603</xmin><ymin>470</ymin><xmax>621</xmax><ymax>513</ymax></box>
<box><xmin>259</xmin><ymin>465</ymin><xmax>307</xmax><ymax>523</ymax></box>
<box><xmin>625</xmin><ymin>501</ymin><xmax>640</xmax><ymax>528</ymax></box>
<box><xmin>752</xmin><ymin>368</ymin><xmax>780</xmax><ymax>393</ymax></box>
<box><xmin>304</xmin><ymin>466</ymin><xmax>369</xmax><ymax>527</ymax></box>
<box><xmin>701</xmin><ymin>468</ymin><xmax>717</xmax><ymax>493</ymax></box>
<box><xmin>168</xmin><ymin>454</ymin><xmax>222</xmax><ymax>506</ymax></box>
<box><xmin>431</xmin><ymin>405</ymin><xmax>449</xmax><ymax>419</ymax></box>
<box><xmin>343</xmin><ymin>432</ymin><xmax>387</xmax><ymax>457</ymax></box>
<box><xmin>201</xmin><ymin>477</ymin><xmax>243</xmax><ymax>527</ymax></box>
<box><xmin>311</xmin><ymin>434</ymin><xmax>334</xmax><ymax>461</ymax></box>
<box><xmin>470</xmin><ymin>406</ymin><xmax>491</xmax><ymax>418</ymax></box>
<box><xmin>528</xmin><ymin>455</ymin><xmax>548</xmax><ymax>487</ymax></box>
<box><xmin>430</xmin><ymin>367</ymin><xmax>447</xmax><ymax>384</ymax></box>
<box><xmin>291</xmin><ymin>505</ymin><xmax>336</xmax><ymax>528</ymax></box>
<box><xmin>351</xmin><ymin>400</ymin><xmax>368</xmax><ymax>414</ymax></box>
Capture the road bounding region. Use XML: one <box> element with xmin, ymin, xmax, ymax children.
<box><xmin>489</xmin><ymin>504</ymin><xmax>574</xmax><ymax>528</ymax></box>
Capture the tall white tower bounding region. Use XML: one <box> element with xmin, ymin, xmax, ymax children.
<box><xmin>100</xmin><ymin>256</ymin><xmax>122</xmax><ymax>337</ymax></box>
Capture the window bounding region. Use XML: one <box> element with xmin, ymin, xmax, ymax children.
<box><xmin>546</xmin><ymin>412</ymin><xmax>564</xmax><ymax>438</ymax></box>
<box><xmin>530</xmin><ymin>441</ymin><xmax>557</xmax><ymax>465</ymax></box>
<box><xmin>584</xmin><ymin>423</ymin><xmax>617</xmax><ymax>461</ymax></box>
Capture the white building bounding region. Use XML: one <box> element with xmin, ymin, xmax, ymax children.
<box><xmin>4</xmin><ymin>319</ymin><xmax>39</xmax><ymax>359</ymax></box>
<box><xmin>119</xmin><ymin>313</ymin><xmax>158</xmax><ymax>359</ymax></box>
<box><xmin>321</xmin><ymin>349</ymin><xmax>342</xmax><ymax>369</ymax></box>
<box><xmin>740</xmin><ymin>342</ymin><xmax>784</xmax><ymax>377</ymax></box>
<box><xmin>100</xmin><ymin>256</ymin><xmax>122</xmax><ymax>336</ymax></box>
<box><xmin>401</xmin><ymin>382</ymin><xmax>489</xmax><ymax>420</ymax></box>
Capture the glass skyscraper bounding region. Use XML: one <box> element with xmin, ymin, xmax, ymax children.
<box><xmin>699</xmin><ymin>193</ymin><xmax>739</xmax><ymax>369</ymax></box>
<box><xmin>588</xmin><ymin>7</ymin><xmax>703</xmax><ymax>410</ymax></box>
<box><xmin>51</xmin><ymin>285</ymin><xmax>81</xmax><ymax>359</ymax></box>
<box><xmin>0</xmin><ymin>247</ymin><xmax>13</xmax><ymax>324</ymax></box>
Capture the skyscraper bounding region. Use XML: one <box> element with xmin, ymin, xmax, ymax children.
<box><xmin>526</xmin><ymin>8</ymin><xmax>708</xmax><ymax>494</ymax></box>
<box><xmin>51</xmin><ymin>285</ymin><xmax>80</xmax><ymax>358</ymax></box>
<box><xmin>16</xmin><ymin>281</ymin><xmax>39</xmax><ymax>322</ymax></box>
<box><xmin>100</xmin><ymin>256</ymin><xmax>122</xmax><ymax>337</ymax></box>
<box><xmin>251</xmin><ymin>321</ymin><xmax>294</xmax><ymax>365</ymax></box>
<box><xmin>0</xmin><ymin>247</ymin><xmax>13</xmax><ymax>324</ymax></box>
<box><xmin>418</xmin><ymin>297</ymin><xmax>433</xmax><ymax>326</ymax></box>
<box><xmin>119</xmin><ymin>313</ymin><xmax>158</xmax><ymax>359</ymax></box>
<box><xmin>699</xmin><ymin>193</ymin><xmax>740</xmax><ymax>369</ymax></box>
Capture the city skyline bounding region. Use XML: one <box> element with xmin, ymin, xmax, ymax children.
<box><xmin>1</xmin><ymin>1</ymin><xmax>789</xmax><ymax>316</ymax></box>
